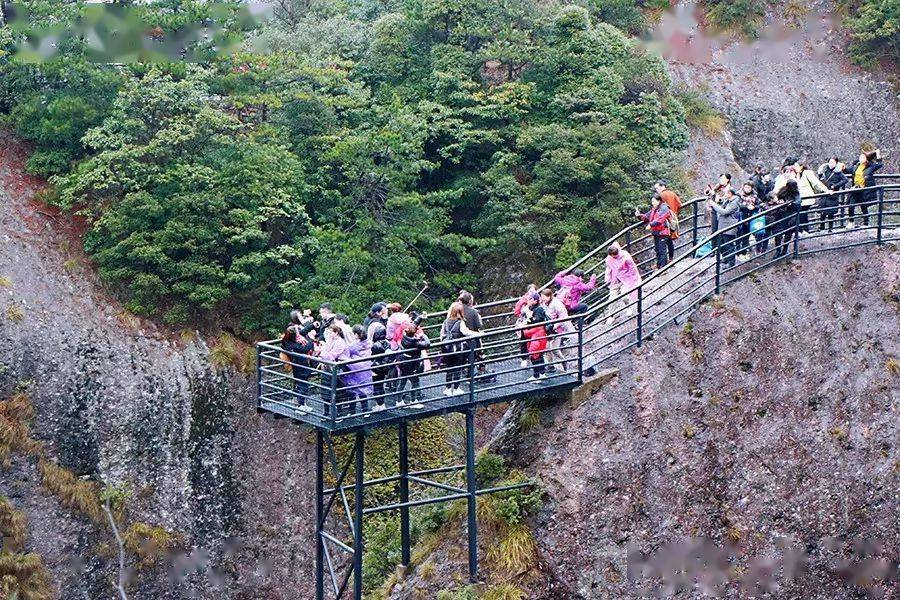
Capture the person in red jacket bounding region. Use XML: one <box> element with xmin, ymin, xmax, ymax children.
<box><xmin>521</xmin><ymin>305</ymin><xmax>550</xmax><ymax>383</ymax></box>
<box><xmin>635</xmin><ymin>196</ymin><xmax>672</xmax><ymax>269</ymax></box>
<box><xmin>654</xmin><ymin>180</ymin><xmax>682</xmax><ymax>260</ymax></box>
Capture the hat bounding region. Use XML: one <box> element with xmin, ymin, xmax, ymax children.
<box><xmin>528</xmin><ymin>291</ymin><xmax>540</xmax><ymax>301</ymax></box>
<box><xmin>782</xmin><ymin>157</ymin><xmax>798</xmax><ymax>169</ymax></box>
<box><xmin>370</xmin><ymin>302</ymin><xmax>386</xmax><ymax>314</ymax></box>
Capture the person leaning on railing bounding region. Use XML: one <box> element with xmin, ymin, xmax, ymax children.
<box><xmin>821</xmin><ymin>161</ymin><xmax>849</xmax><ymax>232</ymax></box>
<box><xmin>847</xmin><ymin>150</ymin><xmax>884</xmax><ymax>228</ymax></box>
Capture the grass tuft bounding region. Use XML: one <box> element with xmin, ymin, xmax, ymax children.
<box><xmin>676</xmin><ymin>90</ymin><xmax>726</xmax><ymax>137</ymax></box>
<box><xmin>0</xmin><ymin>276</ymin><xmax>11</xmax><ymax>288</ymax></box>
<box><xmin>486</xmin><ymin>523</ymin><xmax>537</xmax><ymax>578</ymax></box>
<box><xmin>5</xmin><ymin>305</ymin><xmax>25</xmax><ymax>323</ymax></box>
<box><xmin>482</xmin><ymin>583</ymin><xmax>527</xmax><ymax>600</ymax></box>
<box><xmin>209</xmin><ymin>332</ymin><xmax>255</xmax><ymax>374</ymax></box>
<box><xmin>518</xmin><ymin>406</ymin><xmax>541</xmax><ymax>433</ymax></box>
<box><xmin>0</xmin><ymin>551</ymin><xmax>53</xmax><ymax>600</ymax></box>
<box><xmin>37</xmin><ymin>459</ymin><xmax>103</xmax><ymax>524</ymax></box>
<box><xmin>0</xmin><ymin>496</ymin><xmax>28</xmax><ymax>551</ymax></box>
<box><xmin>886</xmin><ymin>357</ymin><xmax>899</xmax><ymax>377</ymax></box>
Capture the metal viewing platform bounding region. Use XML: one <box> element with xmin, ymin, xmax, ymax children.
<box><xmin>257</xmin><ymin>178</ymin><xmax>900</xmax><ymax>600</ymax></box>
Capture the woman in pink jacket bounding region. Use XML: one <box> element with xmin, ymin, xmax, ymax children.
<box><xmin>604</xmin><ymin>242</ymin><xmax>642</xmax><ymax>325</ymax></box>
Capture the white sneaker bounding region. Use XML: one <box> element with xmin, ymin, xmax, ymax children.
<box><xmin>453</xmin><ymin>388</ymin><xmax>465</xmax><ymax>396</ymax></box>
<box><xmin>526</xmin><ymin>376</ymin><xmax>538</xmax><ymax>383</ymax></box>
<box><xmin>373</xmin><ymin>404</ymin><xmax>386</xmax><ymax>412</ymax></box>
<box><xmin>395</xmin><ymin>399</ymin><xmax>406</xmax><ymax>407</ymax></box>
<box><xmin>409</xmin><ymin>403</ymin><xmax>425</xmax><ymax>409</ymax></box>
<box><xmin>845</xmin><ymin>221</ymin><xmax>855</xmax><ymax>229</ymax></box>
<box><xmin>443</xmin><ymin>387</ymin><xmax>453</xmax><ymax>397</ymax></box>
<box><xmin>605</xmin><ymin>316</ymin><xmax>615</xmax><ymax>325</ymax></box>
<box><xmin>297</xmin><ymin>405</ymin><xmax>311</xmax><ymax>413</ymax></box>
<box><xmin>520</xmin><ymin>359</ymin><xmax>529</xmax><ymax>368</ymax></box>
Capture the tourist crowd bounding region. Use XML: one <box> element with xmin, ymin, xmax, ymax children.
<box><xmin>278</xmin><ymin>150</ymin><xmax>885</xmax><ymax>417</ymax></box>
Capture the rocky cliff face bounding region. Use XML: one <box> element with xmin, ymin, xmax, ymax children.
<box><xmin>0</xmin><ymin>130</ymin><xmax>318</xmax><ymax>599</ymax></box>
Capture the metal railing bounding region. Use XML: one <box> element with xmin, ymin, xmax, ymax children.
<box><xmin>257</xmin><ymin>178</ymin><xmax>900</xmax><ymax>431</ymax></box>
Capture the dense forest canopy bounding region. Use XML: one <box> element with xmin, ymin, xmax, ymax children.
<box><xmin>0</xmin><ymin>0</ymin><xmax>690</xmax><ymax>334</ymax></box>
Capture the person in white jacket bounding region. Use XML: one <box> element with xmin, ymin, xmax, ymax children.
<box><xmin>795</xmin><ymin>163</ymin><xmax>829</xmax><ymax>234</ymax></box>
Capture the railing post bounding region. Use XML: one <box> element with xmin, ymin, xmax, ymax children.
<box><xmin>876</xmin><ymin>186</ymin><xmax>884</xmax><ymax>245</ymax></box>
<box><xmin>577</xmin><ymin>316</ymin><xmax>584</xmax><ymax>384</ymax></box>
<box><xmin>256</xmin><ymin>346</ymin><xmax>262</xmax><ymax>411</ymax></box>
<box><xmin>636</xmin><ymin>287</ymin><xmax>643</xmax><ymax>348</ymax></box>
<box><xmin>692</xmin><ymin>201</ymin><xmax>699</xmax><ymax>246</ymax></box>
<box><xmin>714</xmin><ymin>234</ymin><xmax>721</xmax><ymax>295</ymax></box>
<box><xmin>329</xmin><ymin>365</ymin><xmax>338</xmax><ymax>427</ymax></box>
<box><xmin>793</xmin><ymin>201</ymin><xmax>801</xmax><ymax>258</ymax></box>
<box><xmin>467</xmin><ymin>343</ymin><xmax>476</xmax><ymax>404</ymax></box>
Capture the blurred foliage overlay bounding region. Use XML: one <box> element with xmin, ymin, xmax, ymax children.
<box><xmin>0</xmin><ymin>0</ymin><xmax>690</xmax><ymax>334</ymax></box>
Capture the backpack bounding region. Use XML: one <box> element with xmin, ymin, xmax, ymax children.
<box><xmin>441</xmin><ymin>319</ymin><xmax>464</xmax><ymax>354</ymax></box>
<box><xmin>667</xmin><ymin>209</ymin><xmax>679</xmax><ymax>233</ymax></box>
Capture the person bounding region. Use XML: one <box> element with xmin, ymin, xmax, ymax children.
<box><xmin>817</xmin><ymin>156</ymin><xmax>839</xmax><ymax>183</ymax></box>
<box><xmin>704</xmin><ymin>173</ymin><xmax>732</xmax><ymax>244</ymax></box>
<box><xmin>317</xmin><ymin>321</ymin><xmax>351</xmax><ymax>416</ymax></box>
<box><xmin>363</xmin><ymin>302</ymin><xmax>388</xmax><ymax>341</ymax></box>
<box><xmin>773</xmin><ymin>180</ymin><xmax>801</xmax><ymax>258</ymax></box>
<box><xmin>440</xmin><ymin>301</ymin><xmax>479</xmax><ymax>396</ymax></box>
<box><xmin>280</xmin><ymin>310</ymin><xmax>316</xmax><ymax>411</ymax></box>
<box><xmin>753</xmin><ymin>192</ymin><xmax>777</xmax><ymax>255</ymax></box>
<box><xmin>736</xmin><ymin>181</ymin><xmax>759</xmax><ymax>260</ymax></box>
<box><xmin>395</xmin><ymin>323</ymin><xmax>431</xmax><ymax>405</ymax></box>
<box><xmin>655</xmin><ymin>180</ymin><xmax>682</xmax><ymax>260</ymax></box>
<box><xmin>458</xmin><ymin>291</ymin><xmax>495</xmax><ymax>382</ymax></box>
<box><xmin>636</xmin><ymin>195</ymin><xmax>672</xmax><ymax>269</ymax></box>
<box><xmin>540</xmin><ymin>288</ymin><xmax>574</xmax><ymax>373</ymax></box>
<box><xmin>553</xmin><ymin>268</ymin><xmax>597</xmax><ymax>315</ymax></box>
<box><xmin>752</xmin><ymin>166</ymin><xmax>774</xmax><ymax>204</ymax></box>
<box><xmin>521</xmin><ymin>304</ymin><xmax>550</xmax><ymax>383</ymax></box>
<box><xmin>386</xmin><ymin>302</ymin><xmax>414</xmax><ymax>349</ymax></box>
<box><xmin>340</xmin><ymin>325</ymin><xmax>374</xmax><ymax>416</ymax></box>
<box><xmin>795</xmin><ymin>162</ymin><xmax>829</xmax><ymax>234</ymax></box>
<box><xmin>773</xmin><ymin>158</ymin><xmax>799</xmax><ymax>194</ymax></box>
<box><xmin>317</xmin><ymin>303</ymin><xmax>336</xmax><ymax>340</ymax></box>
<box><xmin>708</xmin><ymin>187</ymin><xmax>741</xmax><ymax>268</ymax></box>
<box><xmin>821</xmin><ymin>161</ymin><xmax>849</xmax><ymax>232</ymax></box>
<box><xmin>513</xmin><ymin>285</ymin><xmax>537</xmax><ymax>368</ymax></box>
<box><xmin>369</xmin><ymin>323</ymin><xmax>393</xmax><ymax>410</ymax></box>
<box><xmin>603</xmin><ymin>242</ymin><xmax>642</xmax><ymax>325</ymax></box>
<box><xmin>847</xmin><ymin>150</ymin><xmax>884</xmax><ymax>228</ymax></box>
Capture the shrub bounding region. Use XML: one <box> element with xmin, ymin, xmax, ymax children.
<box><xmin>0</xmin><ymin>552</ymin><xmax>53</xmax><ymax>600</ymax></box>
<box><xmin>475</xmin><ymin>453</ymin><xmax>506</xmax><ymax>486</ymax></box>
<box><xmin>846</xmin><ymin>0</ymin><xmax>900</xmax><ymax>68</ymax></box>
<box><xmin>704</xmin><ymin>0</ymin><xmax>766</xmax><ymax>38</ymax></box>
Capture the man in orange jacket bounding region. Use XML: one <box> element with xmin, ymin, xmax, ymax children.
<box><xmin>654</xmin><ymin>180</ymin><xmax>682</xmax><ymax>260</ymax></box>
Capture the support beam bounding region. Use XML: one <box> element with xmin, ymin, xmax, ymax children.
<box><xmin>465</xmin><ymin>408</ymin><xmax>478</xmax><ymax>583</ymax></box>
<box><xmin>353</xmin><ymin>431</ymin><xmax>365</xmax><ymax>600</ymax></box>
<box><xmin>315</xmin><ymin>431</ymin><xmax>324</xmax><ymax>600</ymax></box>
<box><xmin>399</xmin><ymin>422</ymin><xmax>411</xmax><ymax>567</ymax></box>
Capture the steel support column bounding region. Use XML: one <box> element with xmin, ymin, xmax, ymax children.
<box><xmin>464</xmin><ymin>408</ymin><xmax>478</xmax><ymax>583</ymax></box>
<box><xmin>353</xmin><ymin>431</ymin><xmax>365</xmax><ymax>600</ymax></box>
<box><xmin>399</xmin><ymin>422</ymin><xmax>411</xmax><ymax>566</ymax></box>
<box><xmin>315</xmin><ymin>431</ymin><xmax>324</xmax><ymax>600</ymax></box>
<box><xmin>876</xmin><ymin>187</ymin><xmax>884</xmax><ymax>244</ymax></box>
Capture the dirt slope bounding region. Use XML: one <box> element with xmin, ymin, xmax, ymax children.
<box><xmin>392</xmin><ymin>244</ymin><xmax>900</xmax><ymax>598</ymax></box>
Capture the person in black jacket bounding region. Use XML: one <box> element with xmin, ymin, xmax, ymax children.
<box><xmin>281</xmin><ymin>309</ymin><xmax>316</xmax><ymax>410</ymax></box>
<box><xmin>395</xmin><ymin>323</ymin><xmax>430</xmax><ymax>405</ymax></box>
<box><xmin>369</xmin><ymin>324</ymin><xmax>393</xmax><ymax>410</ymax></box>
<box><xmin>821</xmin><ymin>161</ymin><xmax>849</xmax><ymax>232</ymax></box>
<box><xmin>773</xmin><ymin>180</ymin><xmax>801</xmax><ymax>258</ymax></box>
<box><xmin>847</xmin><ymin>150</ymin><xmax>884</xmax><ymax>228</ymax></box>
<box><xmin>752</xmin><ymin>165</ymin><xmax>774</xmax><ymax>202</ymax></box>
